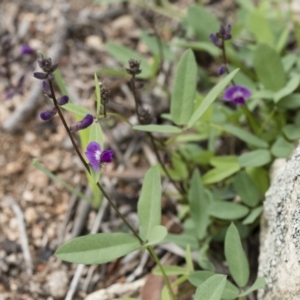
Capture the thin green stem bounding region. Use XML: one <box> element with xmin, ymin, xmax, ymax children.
<box><xmin>240</xmin><ymin>105</ymin><xmax>260</xmax><ymax>135</ymax></box>
<box><xmin>147</xmin><ymin>246</ymin><xmax>176</xmax><ymax>300</ymax></box>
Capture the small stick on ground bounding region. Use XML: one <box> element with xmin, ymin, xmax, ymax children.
<box><xmin>4</xmin><ymin>196</ymin><xmax>33</xmax><ymax>275</ymax></box>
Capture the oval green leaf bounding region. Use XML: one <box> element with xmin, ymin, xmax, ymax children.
<box><xmin>225</xmin><ymin>223</ymin><xmax>250</xmax><ymax>287</ymax></box>
<box><xmin>238</xmin><ymin>150</ymin><xmax>271</xmax><ymax>167</ymax></box>
<box><xmin>171</xmin><ymin>49</ymin><xmax>197</xmax><ymax>125</ymax></box>
<box><xmin>209</xmin><ymin>202</ymin><xmax>249</xmax><ymax>220</ymax></box>
<box><xmin>271</xmin><ymin>136</ymin><xmax>294</xmax><ymax>158</ymax></box>
<box><xmin>233</xmin><ymin>171</ymin><xmax>260</xmax><ymax>207</ymax></box>
<box><xmin>55</xmin><ymin>233</ymin><xmax>140</xmax><ymax>264</ymax></box>
<box><xmin>223</xmin><ymin>124</ymin><xmax>268</xmax><ymax>148</ymax></box>
<box><xmin>194</xmin><ymin>274</ymin><xmax>227</xmax><ymax>300</ymax></box>
<box><xmin>137</xmin><ymin>166</ymin><xmax>162</xmax><ymax>240</ymax></box>
<box><xmin>146</xmin><ymin>225</ymin><xmax>167</xmax><ymax>246</ymax></box>
<box><xmin>188</xmin><ymin>170</ymin><xmax>212</xmax><ymax>239</ymax></box>
<box><xmin>253</xmin><ymin>44</ymin><xmax>286</xmax><ymax>91</ymax></box>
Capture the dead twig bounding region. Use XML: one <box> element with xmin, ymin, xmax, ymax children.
<box><xmin>4</xmin><ymin>196</ymin><xmax>33</xmax><ymax>275</ymax></box>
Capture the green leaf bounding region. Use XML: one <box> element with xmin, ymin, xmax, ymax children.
<box><xmin>54</xmin><ymin>69</ymin><xmax>69</xmax><ymax>97</ymax></box>
<box><xmin>194</xmin><ymin>274</ymin><xmax>227</xmax><ymax>300</ymax></box>
<box><xmin>133</xmin><ymin>124</ymin><xmax>182</xmax><ymax>134</ymax></box>
<box><xmin>242</xmin><ymin>206</ymin><xmax>263</xmax><ymax>225</ymax></box>
<box><xmin>246</xmin><ymin>167</ymin><xmax>269</xmax><ymax>195</ymax></box>
<box><xmin>176</xmin><ymin>40</ymin><xmax>220</xmax><ymax>57</ymax></box>
<box><xmin>189</xmin><ymin>271</ymin><xmax>239</xmax><ymax>300</ymax></box>
<box><xmin>253</xmin><ymin>44</ymin><xmax>286</xmax><ymax>91</ymax></box>
<box><xmin>234</xmin><ymin>171</ymin><xmax>260</xmax><ymax>207</ymax></box>
<box><xmin>62</xmin><ymin>103</ymin><xmax>91</xmax><ymax>118</ymax></box>
<box><xmin>170</xmin><ymin>49</ymin><xmax>197</xmax><ymax>125</ymax></box>
<box><xmin>202</xmin><ymin>162</ymin><xmax>241</xmax><ymax>185</ymax></box>
<box><xmin>246</xmin><ymin>12</ymin><xmax>274</xmax><ymax>46</ymax></box>
<box><xmin>186</xmin><ymin>5</ymin><xmax>219</xmax><ymax>42</ymax></box>
<box><xmin>223</xmin><ymin>124</ymin><xmax>268</xmax><ymax>148</ymax></box>
<box><xmin>94</xmin><ymin>73</ymin><xmax>101</xmax><ymax>117</ymax></box>
<box><xmin>164</xmin><ymin>233</ymin><xmax>198</xmax><ymax>250</ymax></box>
<box><xmin>271</xmin><ymin>136</ymin><xmax>294</xmax><ymax>158</ymax></box>
<box><xmin>277</xmin><ymin>94</ymin><xmax>300</xmax><ymax>109</ymax></box>
<box><xmin>55</xmin><ymin>232</ymin><xmax>140</xmax><ymax>264</ymax></box>
<box><xmin>274</xmin><ymin>76</ymin><xmax>300</xmax><ymax>103</ymax></box>
<box><xmin>209</xmin><ymin>202</ymin><xmax>249</xmax><ymax>220</ymax></box>
<box><xmin>89</xmin><ymin>122</ymin><xmax>103</xmax><ymax>148</ymax></box>
<box><xmin>276</xmin><ymin>28</ymin><xmax>290</xmax><ymax>53</ymax></box>
<box><xmin>283</xmin><ymin>124</ymin><xmax>300</xmax><ymax>140</ymax></box>
<box><xmin>145</xmin><ymin>225</ymin><xmax>167</xmax><ymax>246</ymax></box>
<box><xmin>153</xmin><ymin>265</ymin><xmax>189</xmax><ymax>276</ymax></box>
<box><xmin>238</xmin><ymin>150</ymin><xmax>271</xmax><ymax>167</ymax></box>
<box><xmin>188</xmin><ymin>69</ymin><xmax>239</xmax><ymax>128</ymax></box>
<box><xmin>137</xmin><ymin>166</ymin><xmax>162</xmax><ymax>240</ymax></box>
<box><xmin>238</xmin><ymin>277</ymin><xmax>266</xmax><ymax>297</ymax></box>
<box><xmin>105</xmin><ymin>43</ymin><xmax>152</xmax><ymax>79</ymax></box>
<box><xmin>188</xmin><ymin>170</ymin><xmax>212</xmax><ymax>239</ymax></box>
<box><xmin>225</xmin><ymin>223</ymin><xmax>250</xmax><ymax>287</ymax></box>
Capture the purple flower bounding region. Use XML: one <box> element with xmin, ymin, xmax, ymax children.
<box><xmin>20</xmin><ymin>44</ymin><xmax>35</xmax><ymax>55</ymax></box>
<box><xmin>209</xmin><ymin>34</ymin><xmax>221</xmax><ymax>47</ymax></box>
<box><xmin>85</xmin><ymin>142</ymin><xmax>114</xmax><ymax>171</ymax></box>
<box><xmin>223</xmin><ymin>85</ymin><xmax>251</xmax><ymax>104</ymax></box>
<box><xmin>69</xmin><ymin>114</ymin><xmax>93</xmax><ymax>132</ymax></box>
<box><xmin>42</xmin><ymin>81</ymin><xmax>52</xmax><ymax>97</ymax></box>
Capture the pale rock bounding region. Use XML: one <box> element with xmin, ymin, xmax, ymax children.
<box><xmin>258</xmin><ymin>146</ymin><xmax>300</xmax><ymax>299</ymax></box>
<box><xmin>47</xmin><ymin>270</ymin><xmax>69</xmax><ymax>298</ymax></box>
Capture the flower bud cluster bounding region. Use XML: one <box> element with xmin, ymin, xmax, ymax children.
<box><xmin>210</xmin><ymin>24</ymin><xmax>232</xmax><ymax>48</ymax></box>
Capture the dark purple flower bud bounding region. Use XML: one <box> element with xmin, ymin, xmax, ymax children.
<box><xmin>224</xmin><ymin>24</ymin><xmax>232</xmax><ymax>40</ymax></box>
<box><xmin>20</xmin><ymin>44</ymin><xmax>35</xmax><ymax>55</ymax></box>
<box><xmin>37</xmin><ymin>56</ymin><xmax>58</xmax><ymax>73</ymax></box>
<box><xmin>33</xmin><ymin>72</ymin><xmax>48</xmax><ymax>80</ymax></box>
<box><xmin>126</xmin><ymin>59</ymin><xmax>142</xmax><ymax>75</ymax></box>
<box><xmin>42</xmin><ymin>81</ymin><xmax>52</xmax><ymax>97</ymax></box>
<box><xmin>223</xmin><ymin>85</ymin><xmax>251</xmax><ymax>105</ymax></box>
<box><xmin>70</xmin><ymin>114</ymin><xmax>94</xmax><ymax>132</ymax></box>
<box><xmin>85</xmin><ymin>141</ymin><xmax>114</xmax><ymax>171</ymax></box>
<box><xmin>40</xmin><ymin>107</ymin><xmax>57</xmax><ymax>121</ymax></box>
<box><xmin>57</xmin><ymin>95</ymin><xmax>69</xmax><ymax>106</ymax></box>
<box><xmin>209</xmin><ymin>34</ymin><xmax>221</xmax><ymax>47</ymax></box>
<box><xmin>218</xmin><ymin>65</ymin><xmax>227</xmax><ymax>76</ymax></box>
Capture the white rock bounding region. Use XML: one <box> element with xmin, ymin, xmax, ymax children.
<box><xmin>258</xmin><ymin>145</ymin><xmax>300</xmax><ymax>299</ymax></box>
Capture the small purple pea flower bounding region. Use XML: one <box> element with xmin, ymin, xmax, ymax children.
<box><xmin>20</xmin><ymin>44</ymin><xmax>35</xmax><ymax>55</ymax></box>
<box><xmin>223</xmin><ymin>85</ymin><xmax>251</xmax><ymax>105</ymax></box>
<box><xmin>85</xmin><ymin>142</ymin><xmax>114</xmax><ymax>172</ymax></box>
<box><xmin>69</xmin><ymin>114</ymin><xmax>94</xmax><ymax>132</ymax></box>
<box><xmin>42</xmin><ymin>81</ymin><xmax>52</xmax><ymax>97</ymax></box>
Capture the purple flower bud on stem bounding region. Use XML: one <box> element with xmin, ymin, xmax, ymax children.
<box><xmin>57</xmin><ymin>95</ymin><xmax>69</xmax><ymax>106</ymax></box>
<box><xmin>70</xmin><ymin>114</ymin><xmax>94</xmax><ymax>132</ymax></box>
<box><xmin>40</xmin><ymin>107</ymin><xmax>57</xmax><ymax>121</ymax></box>
<box><xmin>218</xmin><ymin>65</ymin><xmax>227</xmax><ymax>76</ymax></box>
<box><xmin>33</xmin><ymin>72</ymin><xmax>48</xmax><ymax>80</ymax></box>
<box><xmin>42</xmin><ymin>81</ymin><xmax>52</xmax><ymax>97</ymax></box>
<box><xmin>209</xmin><ymin>34</ymin><xmax>221</xmax><ymax>47</ymax></box>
